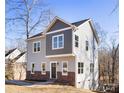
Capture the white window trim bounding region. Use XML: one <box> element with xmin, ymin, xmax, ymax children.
<box><xmin>75</xmin><ymin>35</ymin><xmax>79</xmax><ymax>48</ymax></box>
<box><xmin>78</xmin><ymin>62</ymin><xmax>84</xmax><ymax>74</ymax></box>
<box><xmin>41</xmin><ymin>62</ymin><xmax>46</xmax><ymax>75</ymax></box>
<box><xmin>46</xmin><ymin>27</ymin><xmax>72</xmax><ymax>35</ymax></box>
<box><xmin>62</xmin><ymin>61</ymin><xmax>68</xmax><ymax>76</ymax></box>
<box><xmin>31</xmin><ymin>63</ymin><xmax>35</xmax><ymax>74</ymax></box>
<box><xmin>52</xmin><ymin>34</ymin><xmax>64</xmax><ymax>50</ymax></box>
<box><xmin>32</xmin><ymin>41</ymin><xmax>41</xmax><ymax>53</ymax></box>
<box><xmin>50</xmin><ymin>61</ymin><xmax>57</xmax><ymax>79</ymax></box>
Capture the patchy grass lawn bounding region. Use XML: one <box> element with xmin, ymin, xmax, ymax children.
<box><xmin>6</xmin><ymin>84</ymin><xmax>97</xmax><ymax>93</ymax></box>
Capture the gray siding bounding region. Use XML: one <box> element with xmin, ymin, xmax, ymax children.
<box><xmin>27</xmin><ymin>37</ymin><xmax>49</xmax><ymax>71</ymax></box>
<box><xmin>46</xmin><ymin>29</ymin><xmax>72</xmax><ymax>56</ymax></box>
<box><xmin>48</xmin><ymin>20</ymin><xmax>70</xmax><ymax>32</ymax></box>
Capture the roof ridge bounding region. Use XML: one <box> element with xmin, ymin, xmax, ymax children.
<box><xmin>71</xmin><ymin>19</ymin><xmax>89</xmax><ymax>24</ymax></box>
<box><xmin>5</xmin><ymin>48</ymin><xmax>17</xmax><ymax>57</ymax></box>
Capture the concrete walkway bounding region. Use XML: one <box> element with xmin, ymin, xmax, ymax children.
<box><xmin>5</xmin><ymin>80</ymin><xmax>33</xmax><ymax>86</ymax></box>
<box><xmin>5</xmin><ymin>80</ymin><xmax>55</xmax><ymax>87</ymax></box>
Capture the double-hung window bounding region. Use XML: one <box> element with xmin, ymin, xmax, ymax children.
<box><xmin>90</xmin><ymin>63</ymin><xmax>94</xmax><ymax>73</ymax></box>
<box><xmin>31</xmin><ymin>63</ymin><xmax>35</xmax><ymax>74</ymax></box>
<box><xmin>41</xmin><ymin>63</ymin><xmax>46</xmax><ymax>74</ymax></box>
<box><xmin>33</xmin><ymin>41</ymin><xmax>41</xmax><ymax>52</ymax></box>
<box><xmin>86</xmin><ymin>41</ymin><xmax>89</xmax><ymax>51</ymax></box>
<box><xmin>52</xmin><ymin>34</ymin><xmax>64</xmax><ymax>49</ymax></box>
<box><xmin>75</xmin><ymin>35</ymin><xmax>79</xmax><ymax>47</ymax></box>
<box><xmin>62</xmin><ymin>61</ymin><xmax>68</xmax><ymax>75</ymax></box>
<box><xmin>78</xmin><ymin>62</ymin><xmax>84</xmax><ymax>74</ymax></box>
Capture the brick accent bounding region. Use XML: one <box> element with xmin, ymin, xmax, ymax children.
<box><xmin>26</xmin><ymin>71</ymin><xmax>75</xmax><ymax>86</ymax></box>
<box><xmin>26</xmin><ymin>71</ymin><xmax>50</xmax><ymax>80</ymax></box>
<box><xmin>57</xmin><ymin>72</ymin><xmax>75</xmax><ymax>86</ymax></box>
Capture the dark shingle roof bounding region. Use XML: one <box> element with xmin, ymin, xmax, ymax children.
<box><xmin>28</xmin><ymin>19</ymin><xmax>89</xmax><ymax>39</ymax></box>
<box><xmin>14</xmin><ymin>52</ymin><xmax>26</xmax><ymax>61</ymax></box>
<box><xmin>29</xmin><ymin>32</ymin><xmax>43</xmax><ymax>39</ymax></box>
<box><xmin>5</xmin><ymin>48</ymin><xmax>17</xmax><ymax>57</ymax></box>
<box><xmin>71</xmin><ymin>19</ymin><xmax>89</xmax><ymax>26</ymax></box>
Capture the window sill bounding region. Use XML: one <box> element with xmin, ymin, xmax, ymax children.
<box><xmin>33</xmin><ymin>51</ymin><xmax>41</xmax><ymax>53</ymax></box>
<box><xmin>31</xmin><ymin>72</ymin><xmax>35</xmax><ymax>74</ymax></box>
<box><xmin>62</xmin><ymin>73</ymin><xmax>68</xmax><ymax>76</ymax></box>
<box><xmin>52</xmin><ymin>47</ymin><xmax>64</xmax><ymax>50</ymax></box>
<box><xmin>41</xmin><ymin>72</ymin><xmax>46</xmax><ymax>75</ymax></box>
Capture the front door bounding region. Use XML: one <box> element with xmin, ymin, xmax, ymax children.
<box><xmin>51</xmin><ymin>62</ymin><xmax>57</xmax><ymax>79</ymax></box>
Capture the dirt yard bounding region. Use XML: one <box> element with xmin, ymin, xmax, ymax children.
<box><xmin>6</xmin><ymin>84</ymin><xmax>97</xmax><ymax>93</ymax></box>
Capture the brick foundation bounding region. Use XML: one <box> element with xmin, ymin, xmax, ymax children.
<box><xmin>26</xmin><ymin>71</ymin><xmax>50</xmax><ymax>80</ymax></box>
<box><xmin>26</xmin><ymin>71</ymin><xmax>75</xmax><ymax>86</ymax></box>
<box><xmin>57</xmin><ymin>72</ymin><xmax>75</xmax><ymax>86</ymax></box>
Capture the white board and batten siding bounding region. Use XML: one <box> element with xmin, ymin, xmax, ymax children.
<box><xmin>73</xmin><ymin>21</ymin><xmax>99</xmax><ymax>89</ymax></box>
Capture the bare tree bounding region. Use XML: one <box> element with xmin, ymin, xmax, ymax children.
<box><xmin>5</xmin><ymin>58</ymin><xmax>15</xmax><ymax>80</ymax></box>
<box><xmin>5</xmin><ymin>0</ymin><xmax>54</xmax><ymax>65</ymax></box>
<box><xmin>95</xmin><ymin>22</ymin><xmax>119</xmax><ymax>87</ymax></box>
<box><xmin>98</xmin><ymin>40</ymin><xmax>119</xmax><ymax>85</ymax></box>
<box><xmin>15</xmin><ymin>38</ymin><xmax>26</xmax><ymax>51</ymax></box>
<box><xmin>109</xmin><ymin>40</ymin><xmax>119</xmax><ymax>83</ymax></box>
<box><xmin>110</xmin><ymin>0</ymin><xmax>119</xmax><ymax>15</ymax></box>
<box><xmin>6</xmin><ymin>0</ymin><xmax>54</xmax><ymax>39</ymax></box>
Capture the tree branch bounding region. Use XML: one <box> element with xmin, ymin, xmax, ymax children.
<box><xmin>6</xmin><ymin>17</ymin><xmax>26</xmax><ymax>22</ymax></box>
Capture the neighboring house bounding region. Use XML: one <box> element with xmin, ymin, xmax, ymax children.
<box><xmin>5</xmin><ymin>48</ymin><xmax>21</xmax><ymax>60</ymax></box>
<box><xmin>5</xmin><ymin>48</ymin><xmax>26</xmax><ymax>80</ymax></box>
<box><xmin>26</xmin><ymin>16</ymin><xmax>99</xmax><ymax>89</ymax></box>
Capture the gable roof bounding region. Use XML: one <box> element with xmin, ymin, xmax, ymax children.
<box><xmin>29</xmin><ymin>32</ymin><xmax>43</xmax><ymax>39</ymax></box>
<box><xmin>44</xmin><ymin>16</ymin><xmax>73</xmax><ymax>33</ymax></box>
<box><xmin>71</xmin><ymin>19</ymin><xmax>89</xmax><ymax>26</ymax></box>
<box><xmin>5</xmin><ymin>48</ymin><xmax>17</xmax><ymax>57</ymax></box>
<box><xmin>28</xmin><ymin>17</ymin><xmax>89</xmax><ymax>39</ymax></box>
<box><xmin>13</xmin><ymin>52</ymin><xmax>26</xmax><ymax>61</ymax></box>
<box><xmin>28</xmin><ymin>17</ymin><xmax>99</xmax><ymax>44</ymax></box>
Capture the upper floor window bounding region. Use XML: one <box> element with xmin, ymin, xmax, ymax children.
<box><xmin>78</xmin><ymin>62</ymin><xmax>84</xmax><ymax>74</ymax></box>
<box><xmin>31</xmin><ymin>63</ymin><xmax>35</xmax><ymax>74</ymax></box>
<box><xmin>75</xmin><ymin>35</ymin><xmax>79</xmax><ymax>47</ymax></box>
<box><xmin>93</xmin><ymin>43</ymin><xmax>96</xmax><ymax>50</ymax></box>
<box><xmin>33</xmin><ymin>41</ymin><xmax>41</xmax><ymax>52</ymax></box>
<box><xmin>90</xmin><ymin>63</ymin><xmax>94</xmax><ymax>73</ymax></box>
<box><xmin>41</xmin><ymin>63</ymin><xmax>46</xmax><ymax>74</ymax></box>
<box><xmin>86</xmin><ymin>41</ymin><xmax>89</xmax><ymax>51</ymax></box>
<box><xmin>62</xmin><ymin>61</ymin><xmax>68</xmax><ymax>75</ymax></box>
<box><xmin>52</xmin><ymin>34</ymin><xmax>64</xmax><ymax>49</ymax></box>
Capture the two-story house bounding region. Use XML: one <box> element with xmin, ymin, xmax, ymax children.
<box><xmin>26</xmin><ymin>16</ymin><xmax>99</xmax><ymax>89</ymax></box>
